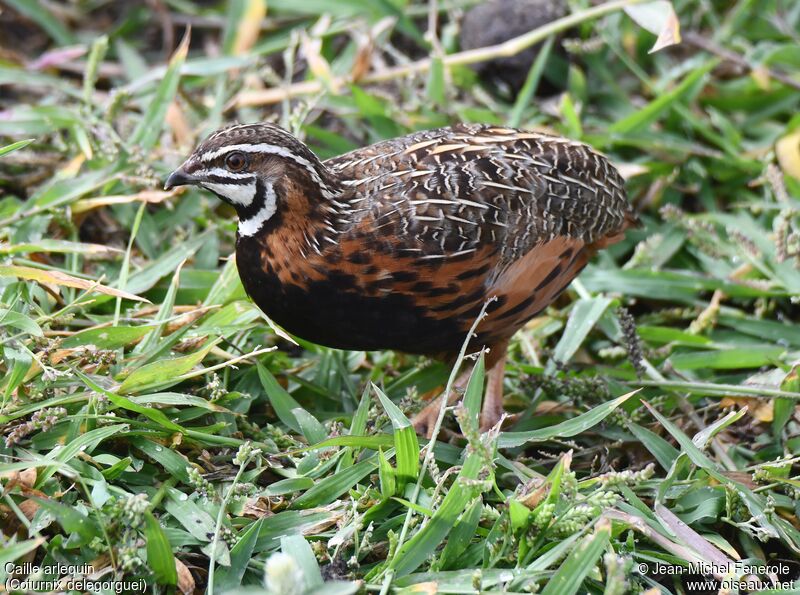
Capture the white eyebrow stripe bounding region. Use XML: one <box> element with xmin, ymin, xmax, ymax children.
<box><xmin>201</xmin><ymin>143</ymin><xmax>301</xmax><ymax>162</ymax></box>
<box><xmin>200</xmin><ymin>143</ymin><xmax>337</xmax><ymax>197</ymax></box>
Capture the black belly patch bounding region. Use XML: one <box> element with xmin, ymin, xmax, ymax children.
<box><xmin>238</xmin><ymin>261</ymin><xmax>469</xmax><ymax>355</ymax></box>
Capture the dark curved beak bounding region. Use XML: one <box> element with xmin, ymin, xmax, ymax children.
<box><xmin>164</xmin><ymin>168</ymin><xmax>200</xmax><ymax>191</ymax></box>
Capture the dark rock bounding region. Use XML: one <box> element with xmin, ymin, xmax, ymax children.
<box><xmin>460</xmin><ymin>0</ymin><xmax>567</xmax><ymax>95</ymax></box>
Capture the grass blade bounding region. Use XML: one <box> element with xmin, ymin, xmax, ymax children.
<box><xmin>0</xmin><ymin>138</ymin><xmax>34</xmax><ymax>158</ymax></box>
<box><xmin>551</xmin><ymin>296</ymin><xmax>613</xmax><ymax>367</ymax></box>
<box><xmin>373</xmin><ymin>383</ymin><xmax>420</xmax><ymax>488</ymax></box>
<box><xmin>540</xmin><ymin>519</ymin><xmax>611</xmax><ymax>595</ymax></box>
<box><xmin>145</xmin><ymin>512</ymin><xmax>178</xmax><ymax>586</ymax></box>
<box><xmin>499</xmin><ymin>391</ymin><xmax>638</xmax><ymax>448</ymax></box>
<box><xmin>291</xmin><ymin>457</ymin><xmax>378</xmax><ymax>509</ymax></box>
<box><xmin>130</xmin><ymin>29</ymin><xmax>190</xmax><ymax>150</ymax></box>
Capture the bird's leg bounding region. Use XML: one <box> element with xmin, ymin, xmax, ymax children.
<box><xmin>480</xmin><ymin>342</ymin><xmax>508</xmax><ymax>431</ymax></box>
<box><xmin>412</xmin><ymin>367</ymin><xmax>472</xmax><ymax>438</ymax></box>
<box><xmin>412</xmin><ymin>341</ymin><xmax>510</xmax><ymax>437</ymax></box>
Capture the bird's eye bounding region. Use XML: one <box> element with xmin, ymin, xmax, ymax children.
<box><xmin>225</xmin><ymin>151</ymin><xmax>248</xmax><ymax>172</ymax></box>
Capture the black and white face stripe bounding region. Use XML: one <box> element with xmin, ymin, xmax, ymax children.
<box><xmin>237</xmin><ymin>182</ymin><xmax>277</xmax><ymax>237</ymax></box>
<box><xmin>200</xmin><ymin>177</ymin><xmax>278</xmax><ymax>237</ymax></box>
<box><xmin>201</xmin><ymin>168</ymin><xmax>253</xmax><ymax>183</ymax></box>
<box><xmin>199</xmin><ymin>143</ymin><xmax>339</xmax><ymax>199</ymax></box>
<box><xmin>202</xmin><ymin>182</ymin><xmax>257</xmax><ymax>207</ymax></box>
<box><xmin>195</xmin><ymin>168</ymin><xmax>258</xmax><ymax>208</ymax></box>
<box><xmin>178</xmin><ymin>123</ymin><xmax>346</xmax><ymax>239</ymax></box>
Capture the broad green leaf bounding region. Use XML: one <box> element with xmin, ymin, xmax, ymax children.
<box><xmin>265</xmin><ymin>477</ymin><xmax>314</xmax><ymax>496</ymax></box>
<box><xmin>527</xmin><ymin>531</ymin><xmax>584</xmax><ymax>571</ymax></box>
<box><xmin>77</xmin><ymin>369</ymin><xmax>185</xmax><ymax>432</ymax></box>
<box><xmin>378</xmin><ymin>448</ymin><xmax>397</xmax><ymax>498</ymax></box>
<box><xmin>165</xmin><ymin>489</ymin><xmax>216</xmax><ymax>540</ymax></box>
<box><xmin>123</xmin><ymin>232</ymin><xmax>210</xmax><ymax>295</ymax></box>
<box><xmin>552</xmin><ymin>296</ymin><xmax>613</xmax><ymax>366</ymax></box>
<box><xmin>281</xmin><ymin>535</ymin><xmax>322</xmax><ymax>589</ymax></box>
<box><xmin>628</xmin><ymin>422</ymin><xmax>679</xmax><ymax>471</ymax></box>
<box><xmin>100</xmin><ymin>456</ymin><xmax>133</xmax><ymax>480</ymax></box>
<box><xmin>0</xmin><ymin>138</ymin><xmax>34</xmax><ymax>158</ymax></box>
<box><xmin>31</xmin><ymin>168</ymin><xmax>116</xmax><ymax>210</ymax></box>
<box><xmin>668</xmin><ymin>346</ymin><xmax>784</xmax><ymax>370</ymax></box>
<box><xmin>215</xmin><ymin>518</ymin><xmax>265</xmax><ymax>591</ymax></box>
<box><xmin>508</xmin><ymin>36</ymin><xmax>554</xmax><ymax>128</ymax></box>
<box><xmin>130</xmin><ymin>30</ymin><xmax>189</xmax><ymax>150</ymax></box>
<box><xmin>509</xmin><ymin>498</ymin><xmax>532</xmax><ymax>532</ymax></box>
<box><xmin>145</xmin><ymin>512</ymin><xmax>178</xmax><ymax>586</ymax></box>
<box><xmin>390</xmin><ymin>449</ymin><xmax>484</xmax><ymax>577</ymax></box>
<box><xmin>0</xmin><ymin>69</ymin><xmax>79</xmax><ymax>100</ymax></box>
<box><xmin>427</xmin><ymin>56</ymin><xmax>446</xmax><ymax>105</ymax></box>
<box><xmin>582</xmin><ymin>266</ymin><xmax>783</xmax><ymax>300</ymax></box>
<box><xmin>438</xmin><ymin>497</ymin><xmax>482</xmax><ymax>570</ymax></box>
<box><xmin>293</xmin><ymin>407</ymin><xmax>327</xmax><ymax>445</ymax></box>
<box><xmin>33</xmin><ymin>498</ymin><xmax>101</xmax><ymax>544</ymax></box>
<box><xmin>0</xmin><ymin>538</ymin><xmax>45</xmax><ymax>580</ymax></box>
<box><xmin>462</xmin><ymin>353</ymin><xmax>486</xmax><ymax>427</ymax></box>
<box><xmin>131</xmin><ymin>437</ymin><xmax>192</xmax><ymax>483</ymax></box>
<box><xmin>540</xmin><ymin>519</ymin><xmax>611</xmax><ymax>595</ymax></box>
<box><xmin>60</xmin><ymin>325</ymin><xmax>154</xmax><ymax>349</ymax></box>
<box><xmin>257</xmin><ymin>362</ymin><xmax>303</xmax><ymax>433</ymax></box>
<box><xmin>610</xmin><ymin>60</ymin><xmax>715</xmax><ymax>134</ymax></box>
<box><xmin>204</xmin><ymin>256</ymin><xmax>246</xmax><ymax>306</ymax></box>
<box><xmin>291</xmin><ymin>457</ymin><xmax>378</xmax><ymax>509</ymax></box>
<box><xmin>692</xmin><ymin>408</ymin><xmax>746</xmax><ymax>448</ymax></box>
<box><xmin>499</xmin><ymin>391</ymin><xmax>637</xmax><ymax>448</ymax></box>
<box><xmin>637</xmin><ymin>326</ymin><xmax>712</xmax><ymax>346</ymax></box>
<box><xmin>2</xmin><ymin>0</ymin><xmax>73</xmax><ymax>45</ymax></box>
<box><xmin>373</xmin><ymin>383</ymin><xmax>419</xmax><ymax>487</ymax></box>
<box><xmin>560</xmin><ymin>93</ymin><xmax>582</xmax><ymax>137</ymax></box>
<box><xmin>133</xmin><ymin>260</ymin><xmax>183</xmax><ymax>356</ymax></box>
<box><xmin>118</xmin><ymin>340</ymin><xmax>216</xmax><ymax>394</ymax></box>
<box><xmin>644</xmin><ymin>402</ymin><xmax>784</xmax><ymax>542</ymax></box>
<box><xmin>339</xmin><ymin>383</ymin><xmax>372</xmax><ymax>469</ymax></box>
<box><xmin>38</xmin><ymin>424</ymin><xmax>127</xmax><ymax>487</ymax></box>
<box><xmin>131</xmin><ymin>392</ymin><xmax>230</xmax><ymax>412</ymax></box>
<box><xmin>302</xmin><ymin>435</ymin><xmax>394</xmax><ymax>452</ymax></box>
<box><xmin>2</xmin><ymin>346</ymin><xmax>32</xmax><ymax>403</ymax></box>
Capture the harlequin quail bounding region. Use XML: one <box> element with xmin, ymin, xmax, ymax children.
<box><xmin>165</xmin><ymin>123</ymin><xmax>638</xmax><ymax>434</ymax></box>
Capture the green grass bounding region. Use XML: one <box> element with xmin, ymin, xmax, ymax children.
<box><xmin>2</xmin><ymin>0</ymin><xmax>800</xmax><ymax>593</ymax></box>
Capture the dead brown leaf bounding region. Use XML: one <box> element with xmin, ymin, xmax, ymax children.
<box><xmin>720</xmin><ymin>396</ymin><xmax>773</xmax><ymax>423</ymax></box>
<box><xmin>0</xmin><ymin>265</ymin><xmax>149</xmax><ymax>303</ymax></box>
<box><xmin>301</xmin><ymin>26</ymin><xmax>338</xmax><ymax>93</ymax></box>
<box><xmin>72</xmin><ymin>189</ymin><xmax>174</xmax><ymax>214</ymax></box>
<box><xmin>19</xmin><ymin>499</ymin><xmax>40</xmax><ymax>521</ymax></box>
<box><xmin>1</xmin><ymin>468</ymin><xmax>38</xmax><ymax>494</ymax></box>
<box><xmin>166</xmin><ymin>101</ymin><xmax>194</xmax><ymax>149</ymax></box>
<box><xmin>19</xmin><ymin>468</ymin><xmax>36</xmax><ymax>489</ymax></box>
<box><xmin>232</xmin><ymin>0</ymin><xmax>267</xmax><ymax>56</ymax></box>
<box><xmin>403</xmin><ymin>582</ymin><xmax>438</xmax><ymax>594</ymax></box>
<box><xmin>519</xmin><ymin>478</ymin><xmax>549</xmax><ymax>509</ymax></box>
<box><xmin>176</xmin><ymin>558</ymin><xmax>195</xmax><ymax>595</ymax></box>
<box><xmin>776</xmin><ymin>128</ymin><xmax>800</xmax><ymax>180</ymax></box>
<box><xmin>242</xmin><ymin>496</ymin><xmax>273</xmax><ymax>519</ymax></box>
